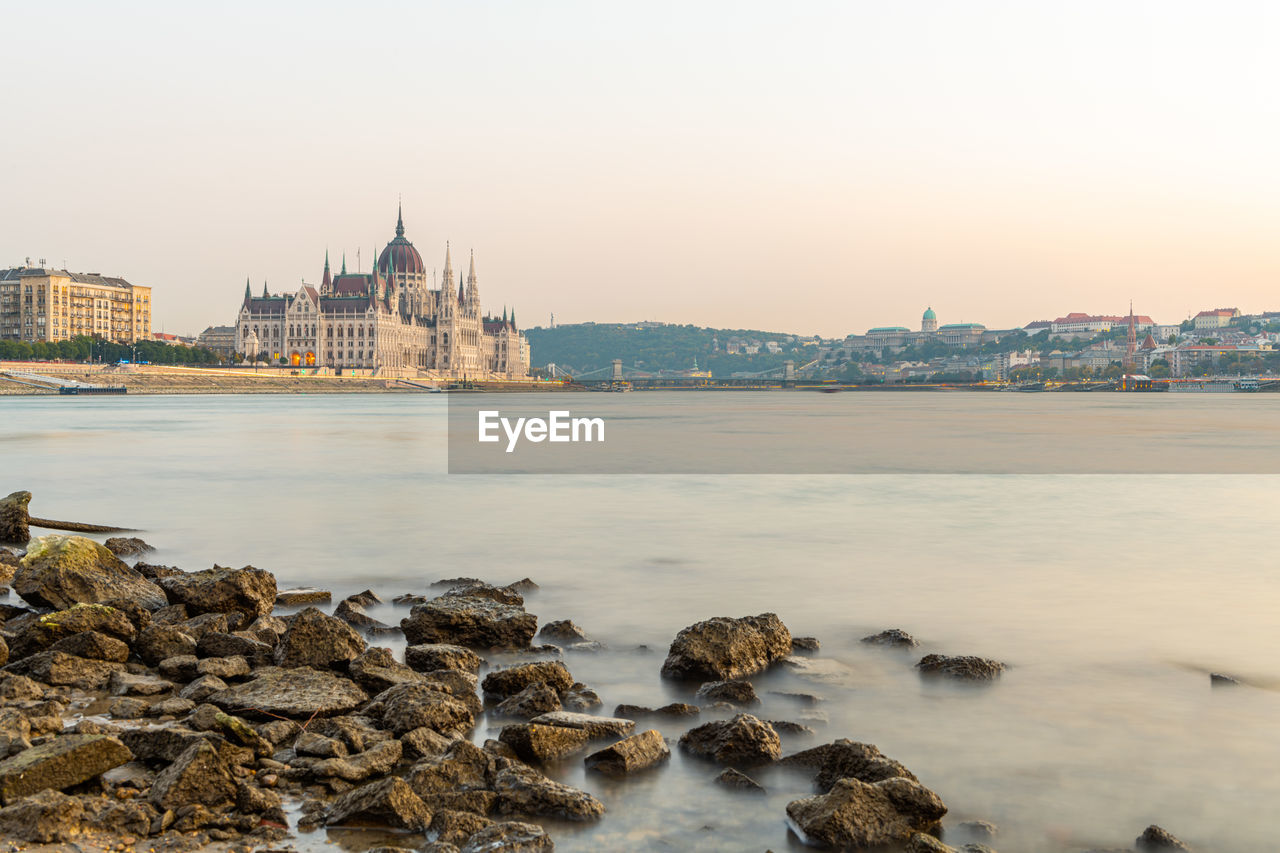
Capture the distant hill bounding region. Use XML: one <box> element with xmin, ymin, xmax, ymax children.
<box><xmin>522</xmin><ymin>322</ymin><xmax>816</xmax><ymax>377</ymax></box>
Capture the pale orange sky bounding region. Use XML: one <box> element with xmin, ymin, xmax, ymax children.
<box><xmin>2</xmin><ymin>1</ymin><xmax>1277</xmax><ymax>336</ymax></box>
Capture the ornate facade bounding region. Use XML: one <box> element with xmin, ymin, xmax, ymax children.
<box><xmin>234</xmin><ymin>207</ymin><xmax>530</xmax><ymax>378</ymax></box>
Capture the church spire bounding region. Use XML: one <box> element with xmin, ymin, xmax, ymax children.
<box><xmin>262</xmin><ymin>280</ymin><xmax>269</xmax><ymax>298</ymax></box>
<box><xmin>468</xmin><ymin>249</ymin><xmax>476</xmax><ymax>283</ymax></box>
<box><xmin>321</xmin><ymin>250</ymin><xmax>332</xmax><ymax>291</ymax></box>
<box><xmin>396</xmin><ymin>200</ymin><xmax>405</xmax><ymax>238</ymax></box>
<box><xmin>244</xmin><ymin>277</ymin><xmax>251</xmax><ymax>301</ymax></box>
<box><xmin>341</xmin><ymin>252</ymin><xmax>347</xmax><ymax>275</ymax></box>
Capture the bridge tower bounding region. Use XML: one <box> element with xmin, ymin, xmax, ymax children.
<box><xmin>1125</xmin><ymin>301</ymin><xmax>1137</xmax><ymax>372</ymax></box>
<box><xmin>612</xmin><ymin>359</ymin><xmax>623</xmax><ymax>380</ymax></box>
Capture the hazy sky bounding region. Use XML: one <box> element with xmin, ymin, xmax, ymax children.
<box><xmin>3</xmin><ymin>1</ymin><xmax>1277</xmax><ymax>336</ymax></box>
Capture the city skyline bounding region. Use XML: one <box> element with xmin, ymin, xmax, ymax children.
<box><xmin>3</xmin><ymin>1</ymin><xmax>1278</xmax><ymax>337</ymax></box>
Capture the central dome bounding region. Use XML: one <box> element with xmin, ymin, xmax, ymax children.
<box><xmin>377</xmin><ymin>204</ymin><xmax>425</xmax><ymax>276</ymax></box>
<box><xmin>923</xmin><ymin>307</ymin><xmax>936</xmax><ymax>320</ymax></box>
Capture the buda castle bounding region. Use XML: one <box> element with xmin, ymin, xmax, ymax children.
<box><xmin>235</xmin><ymin>206</ymin><xmax>530</xmax><ymax>378</ymax></box>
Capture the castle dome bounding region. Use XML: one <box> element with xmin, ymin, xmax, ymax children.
<box><xmin>377</xmin><ymin>204</ymin><xmax>425</xmax><ymax>276</ymax></box>
<box><xmin>923</xmin><ymin>307</ymin><xmax>936</xmax><ymax>320</ymax></box>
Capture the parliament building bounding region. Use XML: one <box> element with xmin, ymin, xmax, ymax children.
<box><xmin>235</xmin><ymin>206</ymin><xmax>530</xmax><ymax>378</ymax></box>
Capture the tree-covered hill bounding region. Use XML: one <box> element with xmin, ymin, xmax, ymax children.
<box><xmin>522</xmin><ymin>322</ymin><xmax>815</xmax><ymax>377</ymax></box>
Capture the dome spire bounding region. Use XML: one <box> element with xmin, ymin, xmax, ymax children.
<box><xmin>396</xmin><ymin>198</ymin><xmax>405</xmax><ymax>238</ymax></box>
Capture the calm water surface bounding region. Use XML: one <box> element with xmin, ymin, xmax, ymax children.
<box><xmin>2</xmin><ymin>393</ymin><xmax>1277</xmax><ymax>852</ymax></box>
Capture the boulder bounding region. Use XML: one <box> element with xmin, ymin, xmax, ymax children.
<box><xmin>678</xmin><ymin>714</ymin><xmax>780</xmax><ymax>766</ymax></box>
<box><xmin>197</xmin><ymin>630</ymin><xmax>273</xmax><ymax>665</ymax></box>
<box><xmin>14</xmin><ymin>535</ymin><xmax>167</xmax><ymax>610</ymax></box>
<box><xmin>109</xmin><ymin>670</ymin><xmax>174</xmax><ymax>695</ymax></box>
<box><xmin>862</xmin><ymin>628</ymin><xmax>919</xmax><ymax>648</ymax></box>
<box><xmin>584</xmin><ymin>729</ymin><xmax>670</xmax><ymax>775</ymax></box>
<box><xmin>786</xmin><ymin>776</ymin><xmax>947</xmax><ymax>848</ymax></box>
<box><xmin>660</xmin><ymin>613</ymin><xmax>792</xmax><ymax>681</ymax></box>
<box><xmin>104</xmin><ymin>537</ymin><xmax>153</xmax><ymax>557</ymax></box>
<box><xmin>1137</xmin><ymin>825</ymin><xmax>1191</xmax><ymax>851</ymax></box>
<box><xmin>498</xmin><ymin>723</ymin><xmax>592</xmax><ymax>763</ymax></box>
<box><xmin>433</xmin><ymin>809</ymin><xmax>492</xmax><ymax>846</ymax></box>
<box><xmin>349</xmin><ymin>646</ymin><xmax>425</xmax><ymax>693</ymax></box>
<box><xmin>335</xmin><ymin>597</ymin><xmax>391</xmax><ymax>632</ymax></box>
<box><xmin>308</xmin><ymin>739</ymin><xmax>403</xmax><ymax>783</ymax></box>
<box><xmin>118</xmin><ymin>726</ymin><xmax>216</xmax><ymax>762</ymax></box>
<box><xmin>791</xmin><ymin>636</ymin><xmax>821</xmax><ymax>653</ymax></box>
<box><xmin>179</xmin><ymin>674</ymin><xmax>229</xmax><ymax>703</ymax></box>
<box><xmin>135</xmin><ymin>624</ymin><xmax>198</xmax><ymax>665</ymax></box>
<box><xmin>4</xmin><ymin>650</ymin><xmax>123</xmax><ymax>689</ymax></box>
<box><xmin>406</xmin><ymin>643</ymin><xmax>485</xmax><ymax>674</ymax></box>
<box><xmin>402</xmin><ymin>726</ymin><xmax>459</xmax><ymax>760</ymax></box>
<box><xmin>158</xmin><ymin>654</ymin><xmax>200</xmax><ymax>681</ymax></box>
<box><xmin>0</xmin><ymin>708</ymin><xmax>32</xmax><ymax>756</ymax></box>
<box><xmin>8</xmin><ymin>602</ymin><xmax>137</xmax><ymax>658</ymax></box>
<box><xmin>401</xmin><ymin>594</ymin><xmax>537</xmax><ymax>650</ymax></box>
<box><xmin>209</xmin><ymin>666</ymin><xmax>369</xmax><ymax>719</ymax></box>
<box><xmin>780</xmin><ymin>739</ymin><xmax>918</xmax><ymax>792</ymax></box>
<box><xmin>0</xmin><ymin>491</ymin><xmax>31</xmax><ymax>544</ymax></box>
<box><xmin>275</xmin><ymin>606</ymin><xmax>367</xmax><ymax>668</ymax></box>
<box><xmin>492</xmin><ymin>763</ymin><xmax>604</xmax><ymax>821</ymax></box>
<box><xmin>460</xmin><ymin>821</ymin><xmax>555</xmax><ymax>853</ymax></box>
<box><xmin>482</xmin><ymin>661</ymin><xmax>574</xmax><ymax>698</ymax></box>
<box><xmin>0</xmin><ymin>789</ymin><xmax>83</xmax><ymax>843</ymax></box>
<box><xmin>539</xmin><ymin>619</ymin><xmax>589</xmax><ymax>643</ymax></box>
<box><xmin>916</xmin><ymin>654</ymin><xmax>1005</xmax><ymax>681</ymax></box>
<box><xmin>148</xmin><ymin>696</ymin><xmax>197</xmax><ymax>717</ymax></box>
<box><xmin>406</xmin><ymin>739</ymin><xmax>496</xmax><ymax>796</ymax></box>
<box><xmin>562</xmin><ymin>682</ymin><xmax>603</xmax><ymax>711</ymax></box>
<box><xmin>495</xmin><ymin>682</ymin><xmax>561</xmax><ymax>719</ymax></box>
<box><xmin>529</xmin><ymin>711</ymin><xmax>635</xmax><ymax>738</ymax></box>
<box><xmin>198</xmin><ymin>655</ymin><xmax>251</xmax><ymax>680</ymax></box>
<box><xmin>157</xmin><ymin>564</ymin><xmax>277</xmax><ymax>619</ymax></box>
<box><xmin>325</xmin><ymin>776</ymin><xmax>432</xmax><ymax>831</ymax></box>
<box><xmin>0</xmin><ymin>734</ymin><xmax>132</xmax><ymax>804</ymax></box>
<box><xmin>366</xmin><ymin>682</ymin><xmax>475</xmax><ymax>736</ymax></box>
<box><xmin>46</xmin><ymin>629</ymin><xmax>130</xmax><ymax>663</ymax></box>
<box><xmin>275</xmin><ymin>587</ymin><xmax>332</xmax><ymax>606</ymax></box>
<box><xmin>149</xmin><ymin>739</ymin><xmax>237</xmax><ymax>810</ymax></box>
<box><xmin>296</xmin><ymin>731</ymin><xmax>349</xmax><ymax>757</ymax></box>
<box><xmin>309</xmin><ymin>715</ymin><xmax>393</xmax><ymax>753</ymax></box>
<box><xmin>695</xmin><ymin>679</ymin><xmax>760</xmax><ymax>706</ymax></box>
<box><xmin>716</xmin><ymin>767</ymin><xmax>766</xmax><ymax>793</ymax></box>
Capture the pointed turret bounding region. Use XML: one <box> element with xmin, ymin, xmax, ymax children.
<box><xmin>396</xmin><ymin>200</ymin><xmax>405</xmax><ymax>238</ymax></box>
<box><xmin>321</xmin><ymin>250</ymin><xmax>332</xmax><ymax>292</ymax></box>
<box><xmin>244</xmin><ymin>277</ymin><xmax>252</xmax><ymax>302</ymax></box>
<box><xmin>341</xmin><ymin>252</ymin><xmax>347</xmax><ymax>275</ymax></box>
<box><xmin>262</xmin><ymin>281</ymin><xmax>269</xmax><ymax>298</ymax></box>
<box><xmin>465</xmin><ymin>249</ymin><xmax>480</xmax><ymax>306</ymax></box>
<box><xmin>442</xmin><ymin>242</ymin><xmax>453</xmax><ymax>286</ymax></box>
<box><xmin>502</xmin><ymin>306</ymin><xmax>508</xmax><ymax>323</ymax></box>
<box><xmin>510</xmin><ymin>309</ymin><xmax>516</xmax><ymax>329</ymax></box>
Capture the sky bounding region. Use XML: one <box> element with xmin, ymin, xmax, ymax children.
<box><xmin>2</xmin><ymin>1</ymin><xmax>1277</xmax><ymax>337</ymax></box>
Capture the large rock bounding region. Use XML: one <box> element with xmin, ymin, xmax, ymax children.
<box><xmin>104</xmin><ymin>537</ymin><xmax>153</xmax><ymax>557</ymax></box>
<box><xmin>0</xmin><ymin>734</ymin><xmax>132</xmax><ymax>804</ymax></box>
<box><xmin>308</xmin><ymin>739</ymin><xmax>403</xmax><ymax>783</ymax></box>
<box><xmin>460</xmin><ymin>821</ymin><xmax>554</xmax><ymax>853</ymax></box>
<box><xmin>349</xmin><ymin>647</ymin><xmax>425</xmax><ymax>693</ymax></box>
<box><xmin>406</xmin><ymin>739</ymin><xmax>495</xmax><ymax>796</ymax></box>
<box><xmin>401</xmin><ymin>594</ymin><xmax>537</xmax><ymax>650</ymax></box>
<box><xmin>529</xmin><ymin>711</ymin><xmax>635</xmax><ymax>738</ymax></box>
<box><xmin>786</xmin><ymin>777</ymin><xmax>947</xmax><ymax>848</ymax></box>
<box><xmin>157</xmin><ymin>565</ymin><xmax>277</xmax><ymax>619</ymax></box>
<box><xmin>325</xmin><ymin>776</ymin><xmax>432</xmax><ymax>831</ymax></box>
<box><xmin>47</xmin><ymin>630</ymin><xmax>130</xmax><ymax>662</ymax></box>
<box><xmin>367</xmin><ymin>682</ymin><xmax>475</xmax><ymax>736</ymax></box>
<box><xmin>275</xmin><ymin>606</ymin><xmax>366</xmax><ymax>669</ymax></box>
<box><xmin>481</xmin><ymin>661</ymin><xmax>574</xmax><ymax>697</ymax></box>
<box><xmin>781</xmin><ymin>739</ymin><xmax>918</xmax><ymax>792</ymax></box>
<box><xmin>3</xmin><ymin>650</ymin><xmax>124</xmax><ymax>689</ymax></box>
<box><xmin>0</xmin><ymin>491</ymin><xmax>31</xmax><ymax>544</ymax></box>
<box><xmin>584</xmin><ymin>729</ymin><xmax>669</xmax><ymax>775</ymax></box>
<box><xmin>495</xmin><ymin>682</ymin><xmax>561</xmax><ymax>719</ymax></box>
<box><xmin>916</xmin><ymin>654</ymin><xmax>1005</xmax><ymax>681</ymax></box>
<box><xmin>492</xmin><ymin>763</ymin><xmax>605</xmax><ymax>821</ymax></box>
<box><xmin>8</xmin><ymin>602</ymin><xmax>137</xmax><ymax>659</ymax></box>
<box><xmin>0</xmin><ymin>789</ymin><xmax>83</xmax><ymax>843</ymax></box>
<box><xmin>406</xmin><ymin>643</ymin><xmax>484</xmax><ymax>673</ymax></box>
<box><xmin>209</xmin><ymin>667</ymin><xmax>369</xmax><ymax>719</ymax></box>
<box><xmin>660</xmin><ymin>613</ymin><xmax>792</xmax><ymax>681</ymax></box>
<box><xmin>499</xmin><ymin>723</ymin><xmax>592</xmax><ymax>763</ymax></box>
<box><xmin>696</xmin><ymin>679</ymin><xmax>760</xmax><ymax>706</ymax></box>
<box><xmin>678</xmin><ymin>714</ymin><xmax>780</xmax><ymax>766</ymax></box>
<box><xmin>1137</xmin><ymin>825</ymin><xmax>1191</xmax><ymax>851</ymax></box>
<box><xmin>14</xmin><ymin>535</ymin><xmax>167</xmax><ymax>610</ymax></box>
<box><xmin>135</xmin><ymin>624</ymin><xmax>199</xmax><ymax>665</ymax></box>
<box><xmin>149</xmin><ymin>739</ymin><xmax>237</xmax><ymax>810</ymax></box>
<box><xmin>862</xmin><ymin>628</ymin><xmax>919</xmax><ymax>648</ymax></box>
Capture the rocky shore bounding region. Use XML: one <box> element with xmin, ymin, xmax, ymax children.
<box><xmin>0</xmin><ymin>492</ymin><xmax>1195</xmax><ymax>852</ymax></box>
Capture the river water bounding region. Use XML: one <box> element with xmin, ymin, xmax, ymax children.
<box><xmin>3</xmin><ymin>393</ymin><xmax>1278</xmax><ymax>852</ymax></box>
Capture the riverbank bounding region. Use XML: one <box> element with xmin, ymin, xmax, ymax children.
<box><xmin>0</xmin><ymin>488</ymin><xmax>1203</xmax><ymax>853</ymax></box>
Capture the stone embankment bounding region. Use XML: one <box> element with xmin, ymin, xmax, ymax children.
<box><xmin>0</xmin><ymin>492</ymin><xmax>1195</xmax><ymax>852</ymax></box>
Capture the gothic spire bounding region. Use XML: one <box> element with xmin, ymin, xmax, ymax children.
<box><xmin>244</xmin><ymin>277</ymin><xmax>251</xmax><ymax>300</ymax></box>
<box><xmin>262</xmin><ymin>280</ymin><xmax>268</xmax><ymax>298</ymax></box>
<box><xmin>341</xmin><ymin>252</ymin><xmax>347</xmax><ymax>275</ymax></box>
<box><xmin>321</xmin><ymin>250</ymin><xmax>333</xmax><ymax>291</ymax></box>
<box><xmin>468</xmin><ymin>249</ymin><xmax>476</xmax><ymax>283</ymax></box>
<box><xmin>396</xmin><ymin>200</ymin><xmax>405</xmax><ymax>238</ymax></box>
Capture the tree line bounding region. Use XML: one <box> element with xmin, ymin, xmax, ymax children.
<box><xmin>0</xmin><ymin>335</ymin><xmax>221</xmax><ymax>364</ymax></box>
